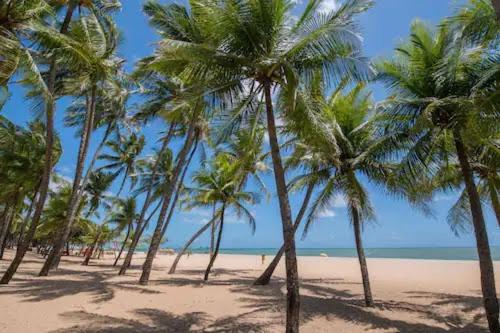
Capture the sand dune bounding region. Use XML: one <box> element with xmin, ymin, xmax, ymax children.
<box><xmin>0</xmin><ymin>249</ymin><xmax>496</xmax><ymax>332</ymax></box>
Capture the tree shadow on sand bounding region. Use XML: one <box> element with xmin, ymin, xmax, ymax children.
<box><xmin>0</xmin><ymin>268</ymin><xmax>160</xmax><ymax>303</ymax></box>
<box><xmin>49</xmin><ymin>308</ymin><xmax>268</xmax><ymax>333</ymax></box>
<box><xmin>227</xmin><ymin>275</ymin><xmax>488</xmax><ymax>333</ymax></box>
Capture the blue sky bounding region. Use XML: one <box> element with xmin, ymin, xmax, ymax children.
<box><xmin>3</xmin><ymin>0</ymin><xmax>499</xmax><ymax>249</ymax></box>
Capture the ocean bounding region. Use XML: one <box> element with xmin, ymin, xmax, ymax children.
<box><xmin>169</xmin><ymin>246</ymin><xmax>500</xmax><ymax>261</ymax></box>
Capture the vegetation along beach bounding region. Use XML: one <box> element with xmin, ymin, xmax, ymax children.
<box><xmin>0</xmin><ymin>0</ymin><xmax>499</xmax><ymax>332</ymax></box>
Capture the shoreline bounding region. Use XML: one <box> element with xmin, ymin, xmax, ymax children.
<box><xmin>129</xmin><ymin>245</ymin><xmax>500</xmax><ymax>261</ymax></box>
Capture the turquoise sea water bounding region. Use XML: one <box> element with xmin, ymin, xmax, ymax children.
<box><xmin>162</xmin><ymin>247</ymin><xmax>500</xmax><ymax>261</ymax></box>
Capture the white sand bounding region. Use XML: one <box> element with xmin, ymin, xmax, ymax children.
<box><xmin>0</xmin><ymin>249</ymin><xmax>497</xmax><ymax>332</ymax></box>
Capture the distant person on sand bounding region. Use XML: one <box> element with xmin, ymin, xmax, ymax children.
<box><xmin>261</xmin><ymin>254</ymin><xmax>265</xmax><ymax>264</ymax></box>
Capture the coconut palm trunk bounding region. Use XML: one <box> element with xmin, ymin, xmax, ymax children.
<box><xmin>113</xmin><ymin>223</ymin><xmax>132</xmax><ymax>266</ymax></box>
<box><xmin>487</xmin><ymin>179</ymin><xmax>500</xmax><ymax>227</ymax></box>
<box><xmin>82</xmin><ymin>231</ymin><xmax>101</xmax><ymax>266</ymax></box>
<box><xmin>138</xmin><ymin>124</ymin><xmax>196</xmax><ymax>285</ymax></box>
<box><xmin>119</xmin><ymin>123</ymin><xmax>176</xmax><ymax>275</ymax></box>
<box><xmin>263</xmin><ymin>82</ymin><xmax>300</xmax><ymax>333</ymax></box>
<box><xmin>0</xmin><ymin>3</ymin><xmax>76</xmax><ymax>284</ymax></box>
<box><xmin>351</xmin><ymin>205</ymin><xmax>374</xmax><ymax>307</ymax></box>
<box><xmin>79</xmin><ymin>122</ymin><xmax>114</xmax><ymax>195</ymax></box>
<box><xmin>116</xmin><ymin>166</ymin><xmax>129</xmax><ymax>197</ymax></box>
<box><xmin>254</xmin><ymin>182</ymin><xmax>314</xmax><ymax>285</ymax></box>
<box><xmin>160</xmin><ymin>140</ymin><xmax>198</xmax><ymax>239</ymax></box>
<box><xmin>40</xmin><ymin>84</ymin><xmax>98</xmax><ymax>276</ymax></box>
<box><xmin>0</xmin><ymin>200</ymin><xmax>17</xmax><ymax>259</ymax></box>
<box><xmin>17</xmin><ymin>181</ymin><xmax>41</xmax><ymax>246</ymax></box>
<box><xmin>204</xmin><ymin>204</ymin><xmax>225</xmax><ymax>281</ymax></box>
<box><xmin>492</xmin><ymin>0</ymin><xmax>500</xmax><ymax>21</ymax></box>
<box><xmin>210</xmin><ymin>204</ymin><xmax>216</xmax><ymax>257</ymax></box>
<box><xmin>169</xmin><ymin>214</ymin><xmax>219</xmax><ymax>274</ymax></box>
<box><xmin>454</xmin><ymin>131</ymin><xmax>499</xmax><ymax>333</ymax></box>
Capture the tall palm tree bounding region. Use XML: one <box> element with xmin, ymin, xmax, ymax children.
<box><xmin>376</xmin><ymin>20</ymin><xmax>500</xmax><ymax>332</ymax></box>
<box><xmin>117</xmin><ymin>75</ymin><xmax>186</xmax><ymax>276</ymax></box>
<box><xmin>185</xmin><ymin>154</ymin><xmax>259</xmax><ymax>281</ymax></box>
<box><xmin>169</xmin><ymin>121</ymin><xmax>269</xmax><ymax>274</ymax></box>
<box><xmin>98</xmin><ymin>132</ymin><xmax>146</xmax><ymax>196</ymax></box>
<box><xmin>39</xmin><ymin>7</ymin><xmax>124</xmax><ymax>276</ymax></box>
<box><xmin>142</xmin><ymin>0</ymin><xmax>373</xmax><ymax>327</ymax></box>
<box><xmin>296</xmin><ymin>83</ymin><xmax>398</xmax><ymax>307</ymax></box>
<box><xmin>0</xmin><ymin>0</ymin><xmax>82</xmax><ymax>285</ymax></box>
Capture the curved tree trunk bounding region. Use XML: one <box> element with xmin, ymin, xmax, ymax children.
<box><xmin>82</xmin><ymin>231</ymin><xmax>101</xmax><ymax>266</ymax></box>
<box><xmin>160</xmin><ymin>140</ymin><xmax>198</xmax><ymax>239</ymax></box>
<box><xmin>254</xmin><ymin>182</ymin><xmax>315</xmax><ymax>285</ymax></box>
<box><xmin>487</xmin><ymin>179</ymin><xmax>500</xmax><ymax>228</ymax></box>
<box><xmin>52</xmin><ymin>102</ymin><xmax>113</xmax><ymax>269</ymax></box>
<box><xmin>119</xmin><ymin>123</ymin><xmax>176</xmax><ymax>275</ymax></box>
<box><xmin>40</xmin><ymin>84</ymin><xmax>98</xmax><ymax>276</ymax></box>
<box><xmin>0</xmin><ymin>201</ymin><xmax>16</xmax><ymax>260</ymax></box>
<box><xmin>17</xmin><ymin>181</ymin><xmax>41</xmax><ymax>246</ymax></box>
<box><xmin>351</xmin><ymin>205</ymin><xmax>374</xmax><ymax>307</ymax></box>
<box><xmin>168</xmin><ymin>214</ymin><xmax>219</xmax><ymax>274</ymax></box>
<box><xmin>210</xmin><ymin>204</ymin><xmax>216</xmax><ymax>257</ymax></box>
<box><xmin>454</xmin><ymin>131</ymin><xmax>499</xmax><ymax>333</ymax></box>
<box><xmin>264</xmin><ymin>82</ymin><xmax>300</xmax><ymax>333</ymax></box>
<box><xmin>0</xmin><ymin>212</ymin><xmax>14</xmax><ymax>259</ymax></box>
<box><xmin>204</xmin><ymin>205</ymin><xmax>225</xmax><ymax>281</ymax></box>
<box><xmin>113</xmin><ymin>223</ymin><xmax>132</xmax><ymax>266</ymax></box>
<box><xmin>0</xmin><ymin>3</ymin><xmax>76</xmax><ymax>284</ymax></box>
<box><xmin>116</xmin><ymin>166</ymin><xmax>129</xmax><ymax>197</ymax></box>
<box><xmin>139</xmin><ymin>124</ymin><xmax>196</xmax><ymax>285</ymax></box>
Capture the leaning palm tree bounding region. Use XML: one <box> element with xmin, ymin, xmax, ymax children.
<box><xmin>39</xmin><ymin>8</ymin><xmax>124</xmax><ymax>276</ymax></box>
<box><xmin>98</xmin><ymin>132</ymin><xmax>145</xmax><ymax>196</ymax></box>
<box><xmin>107</xmin><ymin>197</ymin><xmax>138</xmax><ymax>266</ymax></box>
<box><xmin>168</xmin><ymin>121</ymin><xmax>268</xmax><ymax>274</ymax></box>
<box><xmin>0</xmin><ymin>0</ymin><xmax>85</xmax><ymax>284</ymax></box>
<box><xmin>376</xmin><ymin>20</ymin><xmax>500</xmax><ymax>332</ymax></box>
<box><xmin>185</xmin><ymin>154</ymin><xmax>259</xmax><ymax>281</ymax></box>
<box><xmin>142</xmin><ymin>0</ymin><xmax>373</xmax><ymax>327</ymax></box>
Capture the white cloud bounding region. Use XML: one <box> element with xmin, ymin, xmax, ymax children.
<box><xmin>181</xmin><ymin>208</ymin><xmax>214</xmax><ymax>224</ymax></box>
<box><xmin>433</xmin><ymin>194</ymin><xmax>454</xmax><ymax>202</ymax></box>
<box><xmin>318</xmin><ymin>0</ymin><xmax>339</xmax><ymax>13</ymax></box>
<box><xmin>332</xmin><ymin>194</ymin><xmax>347</xmax><ymax>208</ymax></box>
<box><xmin>318</xmin><ymin>209</ymin><xmax>336</xmax><ymax>218</ymax></box>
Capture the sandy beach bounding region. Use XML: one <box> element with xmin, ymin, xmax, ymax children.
<box><xmin>0</xmin><ymin>249</ymin><xmax>497</xmax><ymax>332</ymax></box>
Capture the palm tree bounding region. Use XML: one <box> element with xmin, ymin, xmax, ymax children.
<box><xmin>117</xmin><ymin>75</ymin><xmax>187</xmax><ymax>276</ymax></box>
<box><xmin>138</xmin><ymin>117</ymin><xmax>203</xmax><ymax>284</ymax></box>
<box><xmin>82</xmin><ymin>222</ymin><xmax>113</xmax><ymax>266</ymax></box>
<box><xmin>376</xmin><ymin>20</ymin><xmax>500</xmax><ymax>332</ymax></box>
<box><xmin>296</xmin><ymin>82</ymin><xmax>398</xmax><ymax>306</ymax></box>
<box><xmin>34</xmin><ymin>178</ymin><xmax>89</xmax><ymax>254</ymax></box>
<box><xmin>185</xmin><ymin>154</ymin><xmax>259</xmax><ymax>281</ymax></box>
<box><xmin>84</xmin><ymin>171</ymin><xmax>115</xmax><ymax>218</ymax></box>
<box><xmin>143</xmin><ymin>0</ymin><xmax>373</xmax><ymax>327</ymax></box>
<box><xmin>0</xmin><ymin>0</ymin><xmax>81</xmax><ymax>285</ymax></box>
<box><xmin>0</xmin><ymin>118</ymin><xmax>53</xmax><ymax>255</ymax></box>
<box><xmin>39</xmin><ymin>7</ymin><xmax>124</xmax><ymax>276</ymax></box>
<box><xmin>98</xmin><ymin>132</ymin><xmax>145</xmax><ymax>196</ymax></box>
<box><xmin>107</xmin><ymin>197</ymin><xmax>138</xmax><ymax>266</ymax></box>
<box><xmin>169</xmin><ymin>121</ymin><xmax>269</xmax><ymax>274</ymax></box>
